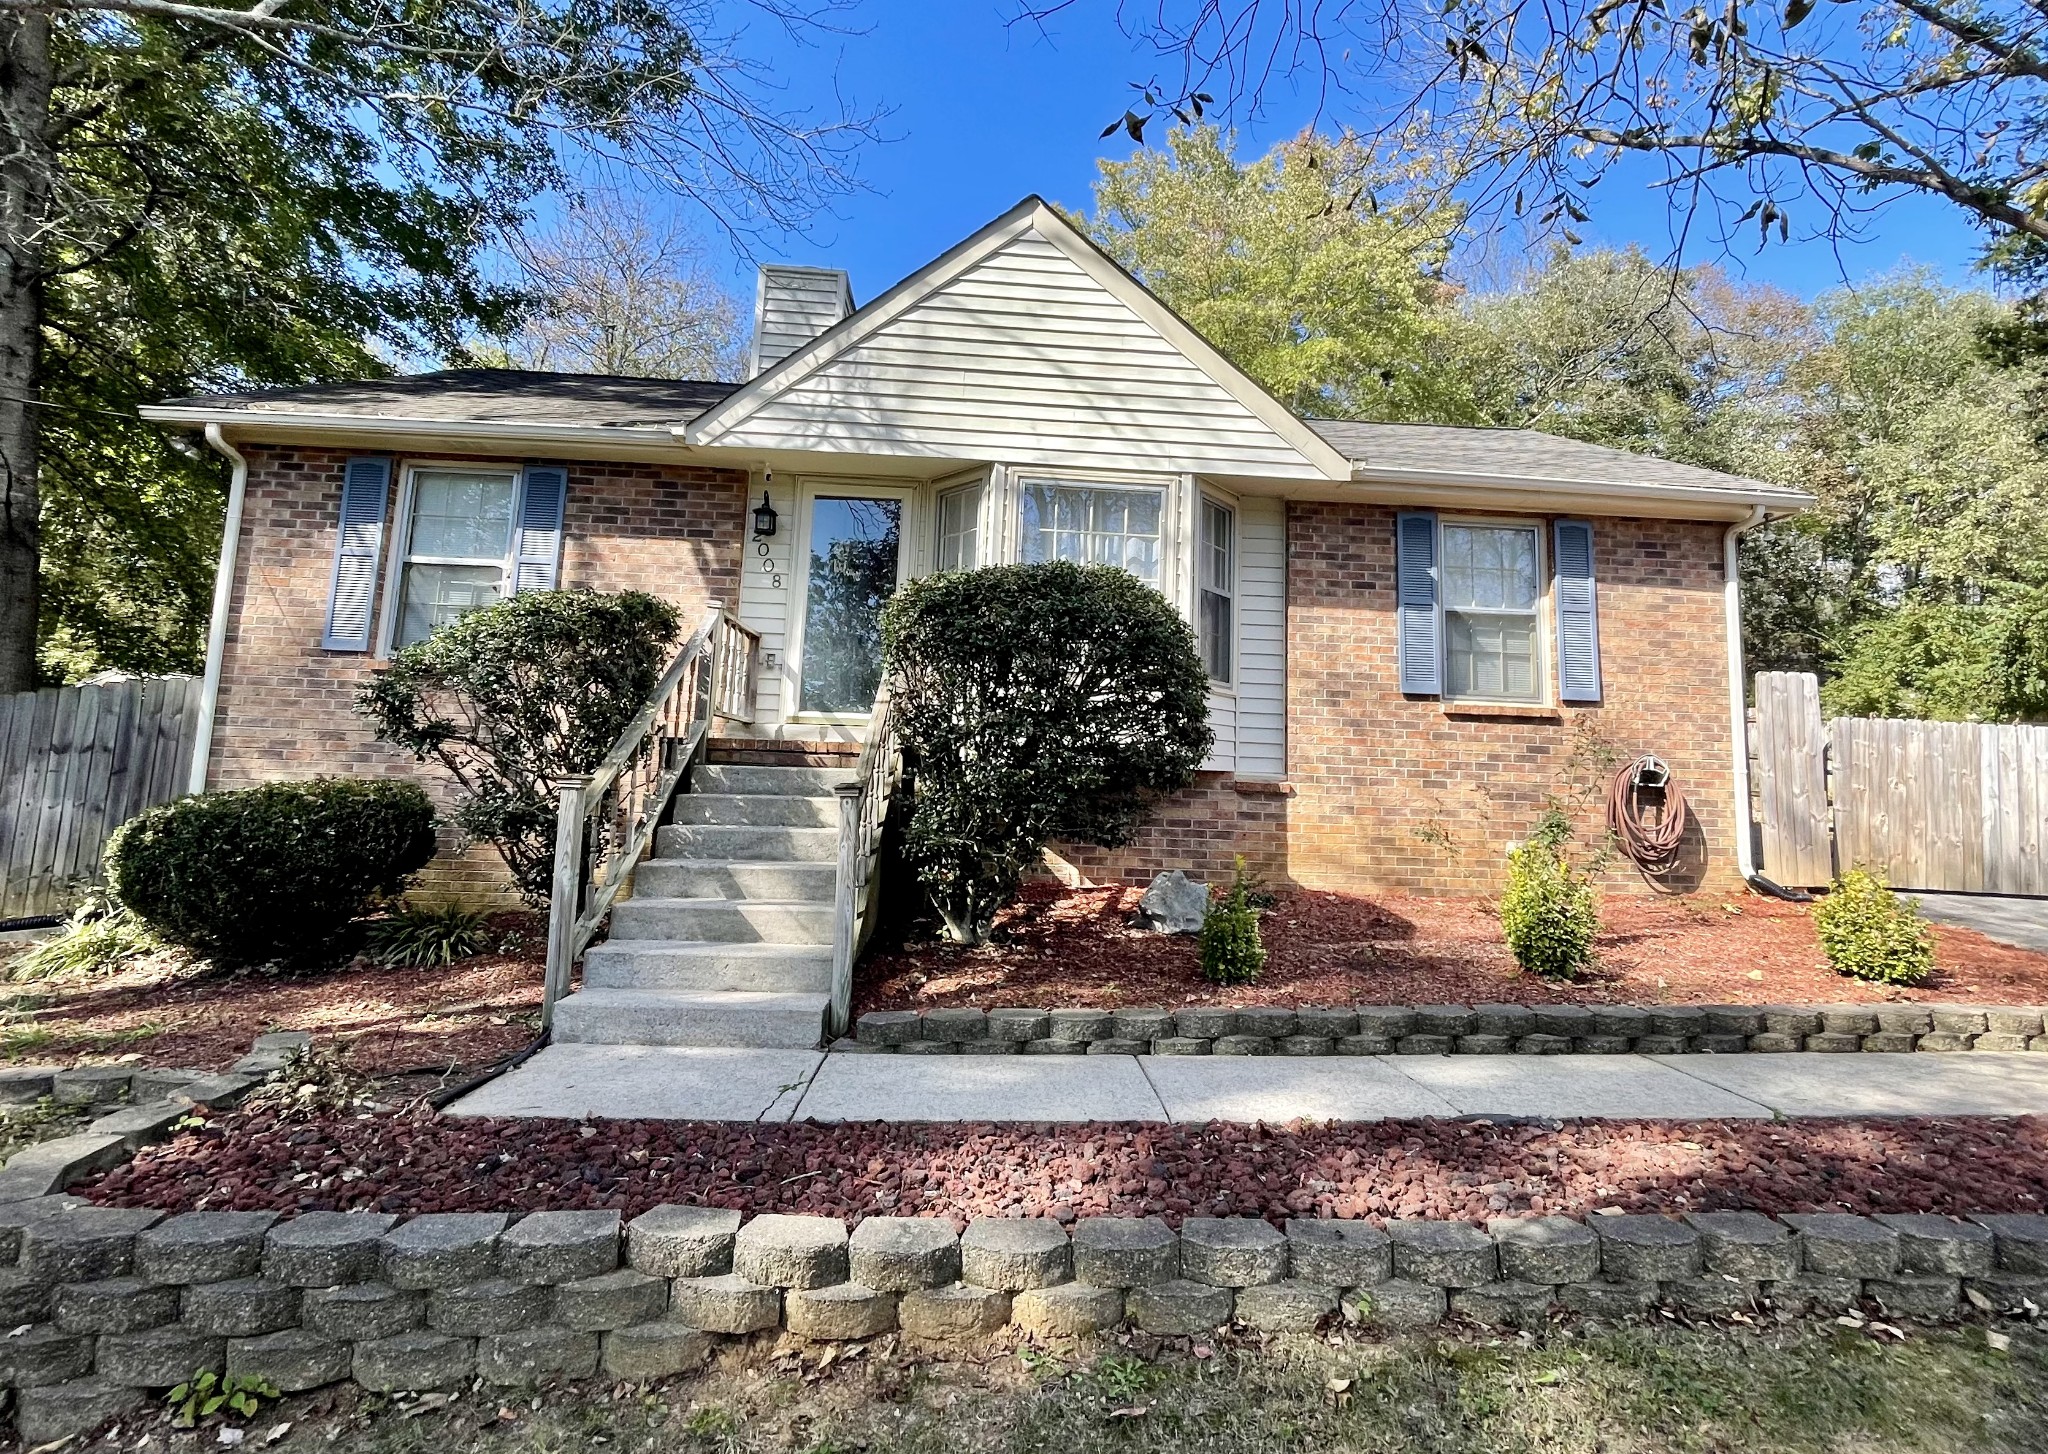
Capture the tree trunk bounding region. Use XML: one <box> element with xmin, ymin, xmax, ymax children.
<box><xmin>0</xmin><ymin>11</ymin><xmax>52</xmax><ymax>693</ymax></box>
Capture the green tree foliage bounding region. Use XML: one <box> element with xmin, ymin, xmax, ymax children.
<box><xmin>356</xmin><ymin>590</ymin><xmax>681</xmax><ymax>905</ymax></box>
<box><xmin>1078</xmin><ymin>126</ymin><xmax>1472</xmax><ymax>421</ymax></box>
<box><xmin>883</xmin><ymin>562</ymin><xmax>1212</xmax><ymax>945</ymax></box>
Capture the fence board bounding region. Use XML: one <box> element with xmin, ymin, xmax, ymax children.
<box><xmin>1753</xmin><ymin>671</ymin><xmax>1833</xmax><ymax>886</ymax></box>
<box><xmin>0</xmin><ymin>677</ymin><xmax>199</xmax><ymax>918</ymax></box>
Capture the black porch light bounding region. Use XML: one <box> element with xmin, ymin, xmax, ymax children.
<box><xmin>752</xmin><ymin>489</ymin><xmax>778</xmax><ymax>538</ymax></box>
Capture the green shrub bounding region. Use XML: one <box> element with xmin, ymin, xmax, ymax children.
<box><xmin>357</xmin><ymin>589</ymin><xmax>680</xmax><ymax>905</ymax></box>
<box><xmin>365</xmin><ymin>899</ymin><xmax>494</xmax><ymax>968</ymax></box>
<box><xmin>1814</xmin><ymin>866</ymin><xmax>1935</xmax><ymax>985</ymax></box>
<box><xmin>884</xmin><ymin>562</ymin><xmax>1212</xmax><ymax>944</ymax></box>
<box><xmin>1199</xmin><ymin>860</ymin><xmax>1266</xmax><ymax>985</ymax></box>
<box><xmin>106</xmin><ymin>778</ymin><xmax>436</xmax><ymax>964</ymax></box>
<box><xmin>1500</xmin><ymin>830</ymin><xmax>1599</xmax><ymax>980</ymax></box>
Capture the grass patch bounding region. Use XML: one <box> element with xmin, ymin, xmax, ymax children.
<box><xmin>0</xmin><ymin>1019</ymin><xmax>169</xmax><ymax>1061</ymax></box>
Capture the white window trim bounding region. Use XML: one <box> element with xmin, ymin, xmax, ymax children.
<box><xmin>375</xmin><ymin>459</ymin><xmax>522</xmax><ymax>658</ymax></box>
<box><xmin>1012</xmin><ymin>472</ymin><xmax>1177</xmax><ymax>595</ymax></box>
<box><xmin>787</xmin><ymin>476</ymin><xmax>916</xmax><ymax>725</ymax></box>
<box><xmin>1198</xmin><ymin>490</ymin><xmax>1238</xmax><ymax>694</ymax></box>
<box><xmin>1437</xmin><ymin>514</ymin><xmax>1551</xmax><ymax>707</ymax></box>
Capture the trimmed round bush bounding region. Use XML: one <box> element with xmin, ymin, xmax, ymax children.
<box><xmin>106</xmin><ymin>778</ymin><xmax>438</xmax><ymax>963</ymax></box>
<box><xmin>1814</xmin><ymin>866</ymin><xmax>1934</xmax><ymax>985</ymax></box>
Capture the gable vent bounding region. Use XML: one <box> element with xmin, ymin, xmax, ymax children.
<box><xmin>751</xmin><ymin>264</ymin><xmax>853</xmax><ymax>377</ymax></box>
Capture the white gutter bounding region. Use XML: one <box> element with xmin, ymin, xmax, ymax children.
<box><xmin>189</xmin><ymin>424</ymin><xmax>247</xmax><ymax>794</ymax></box>
<box><xmin>138</xmin><ymin>406</ymin><xmax>679</xmax><ymax>450</ymax></box>
<box><xmin>1346</xmin><ymin>463</ymin><xmax>1813</xmax><ymax>516</ymax></box>
<box><xmin>1723</xmin><ymin>504</ymin><xmax>1769</xmax><ymax>884</ymax></box>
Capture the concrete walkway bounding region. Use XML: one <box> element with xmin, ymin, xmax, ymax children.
<box><xmin>448</xmin><ymin>1046</ymin><xmax>2048</xmax><ymax>1124</ymax></box>
<box><xmin>1915</xmin><ymin>891</ymin><xmax>2048</xmax><ymax>953</ymax></box>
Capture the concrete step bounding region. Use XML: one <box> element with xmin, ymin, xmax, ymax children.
<box><xmin>583</xmin><ymin>940</ymin><xmax>832</xmax><ymax>991</ymax></box>
<box><xmin>655</xmin><ymin>823</ymin><xmax>838</xmax><ymax>862</ymax></box>
<box><xmin>551</xmin><ymin>987</ymin><xmax>829</xmax><ymax>1049</ymax></box>
<box><xmin>669</xmin><ymin>794</ymin><xmax>837</xmax><ymax>829</ymax></box>
<box><xmin>631</xmin><ymin>859</ymin><xmax>837</xmax><ymax>902</ymax></box>
<box><xmin>693</xmin><ymin>764</ymin><xmax>852</xmax><ymax>797</ymax></box>
<box><xmin>609</xmin><ymin>898</ymin><xmax>835</xmax><ymax>944</ymax></box>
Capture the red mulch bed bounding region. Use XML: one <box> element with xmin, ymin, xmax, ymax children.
<box><xmin>79</xmin><ymin>1109</ymin><xmax>2048</xmax><ymax>1226</ymax></box>
<box><xmin>855</xmin><ymin>883</ymin><xmax>2048</xmax><ymax>1014</ymax></box>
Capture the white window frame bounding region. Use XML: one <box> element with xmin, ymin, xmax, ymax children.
<box><xmin>1198</xmin><ymin>493</ymin><xmax>1237</xmax><ymax>689</ymax></box>
<box><xmin>934</xmin><ymin>481</ymin><xmax>982</xmax><ymax>572</ymax></box>
<box><xmin>376</xmin><ymin>460</ymin><xmax>522</xmax><ymax>657</ymax></box>
<box><xmin>788</xmin><ymin>476</ymin><xmax>915</xmax><ymax>724</ymax></box>
<box><xmin>1013</xmin><ymin>475</ymin><xmax>1171</xmax><ymax>590</ymax></box>
<box><xmin>1437</xmin><ymin>515</ymin><xmax>1551</xmax><ymax>707</ymax></box>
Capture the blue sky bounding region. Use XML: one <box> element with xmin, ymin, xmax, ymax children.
<box><xmin>686</xmin><ymin>0</ymin><xmax>1990</xmax><ymax>307</ymax></box>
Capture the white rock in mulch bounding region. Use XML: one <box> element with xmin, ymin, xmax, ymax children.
<box><xmin>1138</xmin><ymin>871</ymin><xmax>1208</xmax><ymax>934</ymax></box>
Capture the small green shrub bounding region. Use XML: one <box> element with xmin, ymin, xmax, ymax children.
<box><xmin>366</xmin><ymin>899</ymin><xmax>494</xmax><ymax>968</ymax></box>
<box><xmin>11</xmin><ymin>892</ymin><xmax>159</xmax><ymax>981</ymax></box>
<box><xmin>1814</xmin><ymin>866</ymin><xmax>1935</xmax><ymax>985</ymax></box>
<box><xmin>1199</xmin><ymin>860</ymin><xmax>1266</xmax><ymax>986</ymax></box>
<box><xmin>1500</xmin><ymin>829</ymin><xmax>1599</xmax><ymax>981</ymax></box>
<box><xmin>106</xmin><ymin>778</ymin><xmax>437</xmax><ymax>964</ymax></box>
<box><xmin>166</xmin><ymin>1371</ymin><xmax>280</xmax><ymax>1428</ymax></box>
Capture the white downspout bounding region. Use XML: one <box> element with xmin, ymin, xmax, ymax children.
<box><xmin>188</xmin><ymin>424</ymin><xmax>247</xmax><ymax>794</ymax></box>
<box><xmin>1723</xmin><ymin>504</ymin><xmax>1768</xmax><ymax>883</ymax></box>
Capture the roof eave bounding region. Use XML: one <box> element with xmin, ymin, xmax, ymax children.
<box><xmin>138</xmin><ymin>405</ymin><xmax>683</xmax><ymax>448</ymax></box>
<box><xmin>1344</xmin><ymin>463</ymin><xmax>1813</xmax><ymax>517</ymax></box>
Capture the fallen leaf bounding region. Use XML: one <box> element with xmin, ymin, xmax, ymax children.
<box><xmin>1966</xmin><ymin>1286</ymin><xmax>1994</xmax><ymax>1312</ymax></box>
<box><xmin>1988</xmin><ymin>1329</ymin><xmax>2012</xmax><ymax>1352</ymax></box>
<box><xmin>263</xmin><ymin>1424</ymin><xmax>291</xmax><ymax>1446</ymax></box>
<box><xmin>1191</xmin><ymin>1344</ymin><xmax>1213</xmax><ymax>1360</ymax></box>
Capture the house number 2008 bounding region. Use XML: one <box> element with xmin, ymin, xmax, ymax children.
<box><xmin>756</xmin><ymin>540</ymin><xmax>783</xmax><ymax>590</ymax></box>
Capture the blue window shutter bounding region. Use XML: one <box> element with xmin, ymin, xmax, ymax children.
<box><xmin>321</xmin><ymin>456</ymin><xmax>391</xmax><ymax>651</ymax></box>
<box><xmin>513</xmin><ymin>464</ymin><xmax>568</xmax><ymax>593</ymax></box>
<box><xmin>1553</xmin><ymin>519</ymin><xmax>1603</xmax><ymax>703</ymax></box>
<box><xmin>1396</xmin><ymin>510</ymin><xmax>1442</xmax><ymax>696</ymax></box>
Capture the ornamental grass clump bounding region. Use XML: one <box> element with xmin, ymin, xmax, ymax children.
<box><xmin>366</xmin><ymin>899</ymin><xmax>494</xmax><ymax>968</ymax></box>
<box><xmin>1814</xmin><ymin>866</ymin><xmax>1935</xmax><ymax>986</ymax></box>
<box><xmin>1499</xmin><ymin>812</ymin><xmax>1599</xmax><ymax>980</ymax></box>
<box><xmin>884</xmin><ymin>562</ymin><xmax>1212</xmax><ymax>945</ymax></box>
<box><xmin>1199</xmin><ymin>859</ymin><xmax>1266</xmax><ymax>985</ymax></box>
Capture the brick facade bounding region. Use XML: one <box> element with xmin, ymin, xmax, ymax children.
<box><xmin>1076</xmin><ymin>502</ymin><xmax>1739</xmax><ymax>897</ymax></box>
<box><xmin>206</xmin><ymin>446</ymin><xmax>748</xmax><ymax>895</ymax></box>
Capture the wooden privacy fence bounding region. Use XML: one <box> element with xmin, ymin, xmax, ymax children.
<box><xmin>0</xmin><ymin>677</ymin><xmax>201</xmax><ymax>919</ymax></box>
<box><xmin>1752</xmin><ymin>670</ymin><xmax>2048</xmax><ymax>893</ymax></box>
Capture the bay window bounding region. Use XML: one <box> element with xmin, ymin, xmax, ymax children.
<box><xmin>1017</xmin><ymin>479</ymin><xmax>1163</xmax><ymax>586</ymax></box>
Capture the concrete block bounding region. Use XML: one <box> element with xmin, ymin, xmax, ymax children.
<box><xmin>1760</xmin><ymin>1007</ymin><xmax>1822</xmax><ymax>1037</ymax></box>
<box><xmin>1212</xmin><ymin>1035</ymin><xmax>1273</xmax><ymax>1056</ymax></box>
<box><xmin>961</xmin><ymin>1217</ymin><xmax>1071</xmax><ymax>1290</ymax></box>
<box><xmin>1575</xmin><ymin>1035</ymin><xmax>1635</xmax><ymax>1055</ymax></box>
<box><xmin>352</xmin><ymin>1331</ymin><xmax>474</xmax><ymax>1392</ymax></box>
<box><xmin>300</xmin><ymin>1282</ymin><xmax>424</xmax><ymax>1341</ymax></box>
<box><xmin>0</xmin><ymin>1324</ymin><xmax>94</xmax><ymax>1387</ymax></box>
<box><xmin>922</xmin><ymin>1008</ymin><xmax>988</xmax><ymax>1043</ymax></box>
<box><xmin>1285</xmin><ymin>1219</ymin><xmax>1391</xmax><ymax>1287</ymax></box>
<box><xmin>1456</xmin><ymin>1035</ymin><xmax>1514</xmax><ymax>1055</ymax></box>
<box><xmin>987</xmin><ymin>1009</ymin><xmax>1050</xmax><ymax>1042</ymax></box>
<box><xmin>1388</xmin><ymin>1220</ymin><xmax>1497</xmax><ymax>1286</ymax></box>
<box><xmin>1684</xmin><ymin>1212</ymin><xmax>1800</xmax><ymax>1281</ymax></box>
<box><xmin>1516</xmin><ymin>1034</ymin><xmax>1575</xmax><ymax>1055</ymax></box>
<box><xmin>94</xmin><ymin>1323</ymin><xmax>225</xmax><ymax>1387</ymax></box>
<box><xmin>555</xmin><ymin>1269</ymin><xmax>667</xmax><ymax>1331</ymax></box>
<box><xmin>1355</xmin><ymin>1007</ymin><xmax>1417</xmax><ymax>1039</ymax></box>
<box><xmin>1152</xmin><ymin>1037</ymin><xmax>1212</xmax><ymax>1055</ymax></box>
<box><xmin>1917</xmin><ymin>1033</ymin><xmax>1974</xmax><ymax>1052</ymax></box>
<box><xmin>734</xmin><ymin>1213</ymin><xmax>847</xmax><ymax>1289</ymax></box>
<box><xmin>53</xmin><ymin>1277</ymin><xmax>179</xmax><ymax>1334</ymax></box>
<box><xmin>785</xmin><ymin>1282</ymin><xmax>897</xmax><ymax>1339</ymax></box>
<box><xmin>1593</xmin><ymin>1216</ymin><xmax>1701</xmax><ymax>1281</ymax></box>
<box><xmin>1702</xmin><ymin>1007</ymin><xmax>1763</xmax><ymax>1036</ymax></box>
<box><xmin>1021</xmin><ymin>1038</ymin><xmax>1085</xmax><ymax>1055</ymax></box>
<box><xmin>227</xmin><ymin>1328</ymin><xmax>351</xmax><ymax>1391</ymax></box>
<box><xmin>828</xmin><ymin>1037</ymin><xmax>890</xmax><ymax>1054</ymax></box>
<box><xmin>1125</xmin><ymin>1279</ymin><xmax>1232</xmax><ymax>1336</ymax></box>
<box><xmin>1783</xmin><ymin>1214</ymin><xmax>1900</xmax><ymax>1278</ymax></box>
<box><xmin>21</xmin><ymin>1206</ymin><xmax>162</xmax><ymax>1282</ymax></box>
<box><xmin>1538</xmin><ymin>1006</ymin><xmax>1599</xmax><ymax>1038</ymax></box>
<box><xmin>1875</xmin><ymin>1006</ymin><xmax>1933</xmax><ymax>1035</ymax></box>
<box><xmin>626</xmin><ymin>1204</ymin><xmax>741</xmax><ymax>1278</ymax></box>
<box><xmin>0</xmin><ymin>1066</ymin><xmax>56</xmax><ymax>1105</ymax></box>
<box><xmin>1987</xmin><ymin>1008</ymin><xmax>2046</xmax><ymax>1038</ymax></box>
<box><xmin>0</xmin><ymin>1194</ymin><xmax>83</xmax><ymax>1260</ymax></box>
<box><xmin>1975</xmin><ymin>1033</ymin><xmax>2033</xmax><ymax>1052</ymax></box>
<box><xmin>1557</xmin><ymin>1280</ymin><xmax>1657</xmax><ymax>1318</ymax></box>
<box><xmin>262</xmin><ymin>1211</ymin><xmax>398</xmax><ymax>1286</ymax></box>
<box><xmin>1747</xmin><ymin>1033</ymin><xmax>1804</xmax><ymax>1053</ymax></box>
<box><xmin>602</xmin><ymin>1321</ymin><xmax>716</xmax><ymax>1380</ymax></box>
<box><xmin>1969</xmin><ymin>1213</ymin><xmax>2048</xmax><ymax>1273</ymax></box>
<box><xmin>669</xmin><ymin>1273</ymin><xmax>779</xmax><ymax>1334</ymax></box>
<box><xmin>1047</xmin><ymin>1009</ymin><xmax>1111</xmax><ymax>1043</ymax></box>
<box><xmin>1930</xmin><ymin>1007</ymin><xmax>1988</xmax><ymax>1036</ymax></box>
<box><xmin>1296</xmin><ymin>1008</ymin><xmax>1358</xmax><ymax>1039</ymax></box>
<box><xmin>856</xmin><ymin>1011</ymin><xmax>921</xmax><ymax>1046</ymax></box>
<box><xmin>1234</xmin><ymin>1280</ymin><xmax>1337</xmax><ymax>1333</ymax></box>
<box><xmin>1964</xmin><ymin>1272</ymin><xmax>2048</xmax><ymax>1313</ymax></box>
<box><xmin>381</xmin><ymin>1212</ymin><xmax>510</xmax><ymax>1289</ymax></box>
<box><xmin>1690</xmin><ymin>1034</ymin><xmax>1748</xmax><ymax>1054</ymax></box>
<box><xmin>1072</xmin><ymin>1216</ymin><xmax>1177</xmax><ymax>1287</ymax></box>
<box><xmin>1590</xmin><ymin>1006</ymin><xmax>1651</xmax><ymax>1040</ymax></box>
<box><xmin>426</xmin><ymin>1277</ymin><xmax>551</xmax><ymax>1336</ymax></box>
<box><xmin>0</xmin><ymin>1266</ymin><xmax>53</xmax><ymax>1325</ymax></box>
<box><xmin>16</xmin><ymin>1377</ymin><xmax>145</xmax><ymax>1444</ymax></box>
<box><xmin>1011</xmin><ymin>1282</ymin><xmax>1123</xmax><ymax>1338</ymax></box>
<box><xmin>1085</xmin><ymin>1039</ymin><xmax>1147</xmax><ymax>1056</ymax></box>
<box><xmin>137</xmin><ymin>1210</ymin><xmax>279</xmax><ymax>1285</ymax></box>
<box><xmin>1336</xmin><ymin>1035</ymin><xmax>1394</xmax><ymax>1055</ymax></box>
<box><xmin>1110</xmin><ymin>1008</ymin><xmax>1173</xmax><ymax>1041</ymax></box>
<box><xmin>1451</xmin><ymin>1281</ymin><xmax>1553</xmax><ymax>1329</ymax></box>
<box><xmin>1175</xmin><ymin>1007</ymin><xmax>1237</xmax><ymax>1039</ymax></box>
<box><xmin>961</xmin><ymin>1040</ymin><xmax>1018</xmax><ymax>1055</ymax></box>
<box><xmin>1395</xmin><ymin>1035</ymin><xmax>1453</xmax><ymax>1055</ymax></box>
<box><xmin>0</xmin><ymin>1134</ymin><xmax>130</xmax><ymax>1200</ymax></box>
<box><xmin>899</xmin><ymin>1282</ymin><xmax>1011</xmax><ymax>1338</ymax></box>
<box><xmin>1765</xmin><ymin>1274</ymin><xmax>1861</xmax><ymax>1314</ymax></box>
<box><xmin>1342</xmin><ymin>1279</ymin><xmax>1444</xmax><ymax>1328</ymax></box>
<box><xmin>1867</xmin><ymin>1275</ymin><xmax>1960</xmax><ymax>1319</ymax></box>
<box><xmin>52</xmin><ymin>1066</ymin><xmax>131</xmax><ymax>1106</ymax></box>
<box><xmin>899</xmin><ymin>1041</ymin><xmax>955</xmax><ymax>1059</ymax></box>
<box><xmin>251</xmin><ymin>1031</ymin><xmax>313</xmax><ymax>1056</ymax></box>
<box><xmin>1872</xmin><ymin>1214</ymin><xmax>1994</xmax><ymax>1276</ymax></box>
<box><xmin>1237</xmin><ymin>1007</ymin><xmax>1297</xmax><ymax>1038</ymax></box>
<box><xmin>131</xmin><ymin>1068</ymin><xmax>207</xmax><ymax>1103</ymax></box>
<box><xmin>1179</xmin><ymin>1217</ymin><xmax>1287</xmax><ymax>1288</ymax></box>
<box><xmin>1663</xmin><ymin>1276</ymin><xmax>1759</xmax><ymax>1316</ymax></box>
<box><xmin>1862</xmin><ymin>1033</ymin><xmax>1919</xmax><ymax>1052</ymax></box>
<box><xmin>1806</xmin><ymin>1033</ymin><xmax>1863</xmax><ymax>1053</ymax></box>
<box><xmin>1490</xmin><ymin>1217</ymin><xmax>1598</xmax><ymax>1284</ymax></box>
<box><xmin>1413</xmin><ymin>1006</ymin><xmax>1473</xmax><ymax>1037</ymax></box>
<box><xmin>1819</xmin><ymin>1007</ymin><xmax>1881</xmax><ymax>1036</ymax></box>
<box><xmin>1276</xmin><ymin>1035</ymin><xmax>1333</xmax><ymax>1056</ymax></box>
<box><xmin>849</xmin><ymin>1216</ymin><xmax>959</xmax><ymax>1291</ymax></box>
<box><xmin>181</xmin><ymin>1276</ymin><xmax>301</xmax><ymax>1336</ymax></box>
<box><xmin>85</xmin><ymin>1101</ymin><xmax>186</xmax><ymax>1150</ymax></box>
<box><xmin>168</xmin><ymin>1073</ymin><xmax>261</xmax><ymax>1109</ymax></box>
<box><xmin>479</xmin><ymin>1324</ymin><xmax>600</xmax><ymax>1384</ymax></box>
<box><xmin>1471</xmin><ymin>1004</ymin><xmax>1536</xmax><ymax>1038</ymax></box>
<box><xmin>497</xmin><ymin>1210</ymin><xmax>620</xmax><ymax>1284</ymax></box>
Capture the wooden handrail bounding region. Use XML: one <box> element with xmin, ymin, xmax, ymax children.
<box><xmin>827</xmin><ymin>679</ymin><xmax>905</xmax><ymax>1038</ymax></box>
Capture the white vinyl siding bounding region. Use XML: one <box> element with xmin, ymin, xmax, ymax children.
<box><xmin>752</xmin><ymin>266</ymin><xmax>851</xmax><ymax>376</ymax></box>
<box><xmin>712</xmin><ymin>233</ymin><xmax>1328</xmax><ymax>477</ymax></box>
<box><xmin>737</xmin><ymin>472</ymin><xmax>802</xmax><ymax>724</ymax></box>
<box><xmin>1206</xmin><ymin>494</ymin><xmax>1286</xmax><ymax>776</ymax></box>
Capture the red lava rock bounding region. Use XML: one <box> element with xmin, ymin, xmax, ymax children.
<box><xmin>73</xmin><ymin>1109</ymin><xmax>2048</xmax><ymax>1227</ymax></box>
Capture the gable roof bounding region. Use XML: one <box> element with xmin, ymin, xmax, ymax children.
<box><xmin>148</xmin><ymin>368</ymin><xmax>736</xmax><ymax>430</ymax></box>
<box><xmin>683</xmin><ymin>196</ymin><xmax>1357</xmax><ymax>481</ymax></box>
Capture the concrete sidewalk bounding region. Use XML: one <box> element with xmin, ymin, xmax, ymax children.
<box><xmin>447</xmin><ymin>1045</ymin><xmax>2048</xmax><ymax>1124</ymax></box>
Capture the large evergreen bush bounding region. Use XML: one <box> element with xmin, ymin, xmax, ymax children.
<box><xmin>883</xmin><ymin>562</ymin><xmax>1212</xmax><ymax>944</ymax></box>
<box><xmin>106</xmin><ymin>778</ymin><xmax>436</xmax><ymax>963</ymax></box>
<box><xmin>357</xmin><ymin>590</ymin><xmax>680</xmax><ymax>904</ymax></box>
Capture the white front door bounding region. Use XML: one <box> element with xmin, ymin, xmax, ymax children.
<box><xmin>791</xmin><ymin>483</ymin><xmax>911</xmax><ymax>718</ymax></box>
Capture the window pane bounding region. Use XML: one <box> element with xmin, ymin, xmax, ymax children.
<box><xmin>1019</xmin><ymin>482</ymin><xmax>1164</xmax><ymax>585</ymax></box>
<box><xmin>398</xmin><ymin>564</ymin><xmax>504</xmax><ymax>647</ymax></box>
<box><xmin>799</xmin><ymin>496</ymin><xmax>902</xmax><ymax>713</ymax></box>
<box><xmin>1201</xmin><ymin>591</ymin><xmax>1232</xmax><ymax>684</ymax></box>
<box><xmin>407</xmin><ymin>470</ymin><xmax>516</xmax><ymax>560</ymax></box>
<box><xmin>936</xmin><ymin>485</ymin><xmax>980</xmax><ymax>572</ymax></box>
<box><xmin>1446</xmin><ymin>611</ymin><xmax>1539</xmax><ymax>701</ymax></box>
<box><xmin>1441</xmin><ymin>524</ymin><xmax>1538</xmax><ymax>611</ymax></box>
